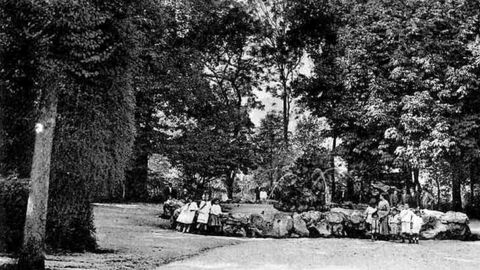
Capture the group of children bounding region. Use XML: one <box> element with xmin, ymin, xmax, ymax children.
<box><xmin>175</xmin><ymin>194</ymin><xmax>223</xmax><ymax>234</ymax></box>
<box><xmin>365</xmin><ymin>203</ymin><xmax>423</xmax><ymax>243</ymax></box>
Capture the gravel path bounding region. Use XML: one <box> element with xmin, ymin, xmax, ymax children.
<box><xmin>45</xmin><ymin>203</ymin><xmax>242</xmax><ymax>270</ymax></box>
<box><xmin>158</xmin><ymin>238</ymin><xmax>480</xmax><ymax>270</ymax></box>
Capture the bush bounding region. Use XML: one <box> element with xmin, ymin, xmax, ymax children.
<box><xmin>274</xmin><ymin>147</ymin><xmax>331</xmax><ymax>212</ymax></box>
<box><xmin>0</xmin><ymin>177</ymin><xmax>29</xmax><ymax>253</ymax></box>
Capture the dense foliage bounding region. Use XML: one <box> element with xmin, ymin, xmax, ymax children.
<box><xmin>0</xmin><ymin>177</ymin><xmax>29</xmax><ymax>253</ymax></box>
<box><xmin>294</xmin><ymin>0</ymin><xmax>480</xmax><ymax>210</ymax></box>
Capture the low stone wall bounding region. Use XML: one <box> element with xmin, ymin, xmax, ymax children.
<box><xmin>168</xmin><ymin>201</ymin><xmax>472</xmax><ymax>240</ymax></box>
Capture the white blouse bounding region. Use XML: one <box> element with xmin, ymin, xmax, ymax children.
<box><xmin>210</xmin><ymin>204</ymin><xmax>222</xmax><ymax>215</ymax></box>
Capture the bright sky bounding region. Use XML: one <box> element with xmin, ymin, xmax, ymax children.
<box><xmin>249</xmin><ymin>54</ymin><xmax>314</xmax><ymax>130</ymax></box>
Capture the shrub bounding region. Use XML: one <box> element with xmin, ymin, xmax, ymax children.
<box><xmin>0</xmin><ymin>177</ymin><xmax>29</xmax><ymax>253</ymax></box>
<box><xmin>274</xmin><ymin>147</ymin><xmax>331</xmax><ymax>212</ymax></box>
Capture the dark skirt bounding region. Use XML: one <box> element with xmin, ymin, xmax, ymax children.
<box><xmin>208</xmin><ymin>214</ymin><xmax>222</xmax><ymax>227</ymax></box>
<box><xmin>379</xmin><ymin>218</ymin><xmax>389</xmax><ymax>235</ymax></box>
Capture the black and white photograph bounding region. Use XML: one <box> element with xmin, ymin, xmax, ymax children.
<box><xmin>1</xmin><ymin>0</ymin><xmax>480</xmax><ymax>269</ymax></box>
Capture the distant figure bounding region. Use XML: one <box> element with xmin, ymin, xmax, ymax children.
<box><xmin>178</xmin><ymin>188</ymin><xmax>188</xmax><ymax>201</ymax></box>
<box><xmin>255</xmin><ymin>186</ymin><xmax>261</xmax><ymax>202</ymax></box>
<box><xmin>400</xmin><ymin>188</ymin><xmax>411</xmax><ymax>206</ymax></box>
<box><xmin>259</xmin><ymin>188</ymin><xmax>268</xmax><ymax>203</ymax></box>
<box><xmin>420</xmin><ymin>187</ymin><xmax>435</xmax><ymax>209</ymax></box>
<box><xmin>208</xmin><ymin>199</ymin><xmax>223</xmax><ymax>233</ymax></box>
<box><xmin>163</xmin><ymin>183</ymin><xmax>177</xmax><ymax>200</ymax></box>
<box><xmin>389</xmin><ymin>188</ymin><xmax>400</xmax><ymax>207</ymax></box>
<box><xmin>409</xmin><ymin>187</ymin><xmax>420</xmax><ymax>209</ymax></box>
<box><xmin>162</xmin><ymin>183</ymin><xmax>177</xmax><ymax>218</ymax></box>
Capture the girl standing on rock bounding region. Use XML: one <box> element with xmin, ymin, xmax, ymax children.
<box><xmin>196</xmin><ymin>193</ymin><xmax>211</xmax><ymax>233</ymax></box>
<box><xmin>176</xmin><ymin>197</ymin><xmax>198</xmax><ymax>233</ymax></box>
<box><xmin>208</xmin><ymin>198</ymin><xmax>223</xmax><ymax>234</ymax></box>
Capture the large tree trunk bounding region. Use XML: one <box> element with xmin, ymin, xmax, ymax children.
<box><xmin>281</xmin><ymin>75</ymin><xmax>289</xmax><ymax>145</ymax></box>
<box><xmin>0</xmin><ymin>88</ymin><xmax>5</xmax><ymax>176</ymax></box>
<box><xmin>412</xmin><ymin>168</ymin><xmax>420</xmax><ymax>188</ymax></box>
<box><xmin>125</xmin><ymin>149</ymin><xmax>149</xmax><ymax>202</ymax></box>
<box><xmin>451</xmin><ymin>164</ymin><xmax>463</xmax><ymax>211</ymax></box>
<box><xmin>17</xmin><ymin>90</ymin><xmax>57</xmax><ymax>270</ymax></box>
<box><xmin>330</xmin><ymin>135</ymin><xmax>336</xmax><ymax>201</ymax></box>
<box><xmin>470</xmin><ymin>160</ymin><xmax>478</xmax><ymax>203</ymax></box>
<box><xmin>225</xmin><ymin>170</ymin><xmax>236</xmax><ymax>200</ymax></box>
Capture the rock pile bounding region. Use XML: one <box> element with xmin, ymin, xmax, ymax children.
<box><xmin>167</xmin><ymin>203</ymin><xmax>472</xmax><ymax>240</ymax></box>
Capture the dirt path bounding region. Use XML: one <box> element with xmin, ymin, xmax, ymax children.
<box><xmin>158</xmin><ymin>238</ymin><xmax>480</xmax><ymax>270</ymax></box>
<box><xmin>46</xmin><ymin>204</ymin><xmax>242</xmax><ymax>270</ymax></box>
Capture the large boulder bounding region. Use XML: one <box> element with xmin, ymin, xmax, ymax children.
<box><xmin>325</xmin><ymin>211</ymin><xmax>345</xmax><ymax>224</ymax></box>
<box><xmin>264</xmin><ymin>213</ymin><xmax>293</xmax><ymax>238</ymax></box>
<box><xmin>440</xmin><ymin>211</ymin><xmax>469</xmax><ymax>224</ymax></box>
<box><xmin>249</xmin><ymin>213</ymin><xmax>270</xmax><ymax>237</ymax></box>
<box><xmin>330</xmin><ymin>207</ymin><xmax>353</xmax><ymax>216</ymax></box>
<box><xmin>420</xmin><ymin>210</ymin><xmax>470</xmax><ymax>240</ymax></box>
<box><xmin>292</xmin><ymin>213</ymin><xmax>310</xmax><ymax>237</ymax></box>
<box><xmin>223</xmin><ymin>224</ymin><xmax>247</xmax><ymax>237</ymax></box>
<box><xmin>421</xmin><ymin>220</ymin><xmax>449</xmax><ymax>239</ymax></box>
<box><xmin>227</xmin><ymin>213</ymin><xmax>250</xmax><ymax>226</ymax></box>
<box><xmin>300</xmin><ymin>211</ymin><xmax>322</xmax><ymax>226</ymax></box>
<box><xmin>309</xmin><ymin>220</ymin><xmax>332</xmax><ymax>237</ymax></box>
<box><xmin>422</xmin><ymin>209</ymin><xmax>444</xmax><ymax>219</ymax></box>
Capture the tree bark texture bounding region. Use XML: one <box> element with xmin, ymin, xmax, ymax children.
<box><xmin>0</xmin><ymin>87</ymin><xmax>5</xmax><ymax>175</ymax></box>
<box><xmin>125</xmin><ymin>150</ymin><xmax>149</xmax><ymax>202</ymax></box>
<box><xmin>226</xmin><ymin>170</ymin><xmax>235</xmax><ymax>200</ymax></box>
<box><xmin>330</xmin><ymin>135</ymin><xmax>336</xmax><ymax>200</ymax></box>
<box><xmin>281</xmin><ymin>75</ymin><xmax>289</xmax><ymax>145</ymax></box>
<box><xmin>17</xmin><ymin>90</ymin><xmax>57</xmax><ymax>270</ymax></box>
<box><xmin>452</xmin><ymin>164</ymin><xmax>463</xmax><ymax>211</ymax></box>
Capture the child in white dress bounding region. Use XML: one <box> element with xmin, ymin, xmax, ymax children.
<box><xmin>364</xmin><ymin>200</ymin><xmax>377</xmax><ymax>232</ymax></box>
<box><xmin>176</xmin><ymin>197</ymin><xmax>198</xmax><ymax>233</ymax></box>
<box><xmin>411</xmin><ymin>210</ymin><xmax>423</xmax><ymax>244</ymax></box>
<box><xmin>399</xmin><ymin>203</ymin><xmax>414</xmax><ymax>243</ymax></box>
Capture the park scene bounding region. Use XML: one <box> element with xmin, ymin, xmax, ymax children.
<box><xmin>1</xmin><ymin>0</ymin><xmax>480</xmax><ymax>269</ymax></box>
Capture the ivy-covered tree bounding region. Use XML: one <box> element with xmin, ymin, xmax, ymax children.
<box><xmin>1</xmin><ymin>0</ymin><xmax>140</xmax><ymax>260</ymax></box>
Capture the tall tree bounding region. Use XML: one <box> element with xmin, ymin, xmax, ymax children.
<box><xmin>248</xmin><ymin>0</ymin><xmax>332</xmax><ymax>145</ymax></box>
<box><xmin>296</xmin><ymin>0</ymin><xmax>480</xmax><ymax>209</ymax></box>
